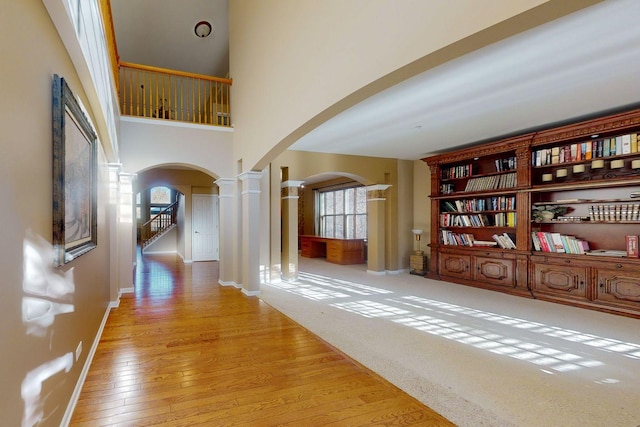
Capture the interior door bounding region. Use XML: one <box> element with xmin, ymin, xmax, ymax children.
<box><xmin>192</xmin><ymin>194</ymin><xmax>219</xmax><ymax>261</ymax></box>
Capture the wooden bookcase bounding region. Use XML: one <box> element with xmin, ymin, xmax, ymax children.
<box><xmin>424</xmin><ymin>108</ymin><xmax>640</xmax><ymax>318</ymax></box>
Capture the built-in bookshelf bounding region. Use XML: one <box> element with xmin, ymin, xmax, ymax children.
<box><xmin>424</xmin><ymin>107</ymin><xmax>640</xmax><ymax>318</ymax></box>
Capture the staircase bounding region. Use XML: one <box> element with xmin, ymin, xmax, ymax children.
<box><xmin>140</xmin><ymin>201</ymin><xmax>178</xmax><ymax>248</ymax></box>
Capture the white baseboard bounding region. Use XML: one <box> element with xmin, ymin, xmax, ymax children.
<box><xmin>367</xmin><ymin>269</ymin><xmax>387</xmax><ymax>276</ymax></box>
<box><xmin>218</xmin><ymin>280</ymin><xmax>236</xmax><ymax>287</ymax></box>
<box><xmin>119</xmin><ymin>287</ymin><xmax>134</xmax><ymax>295</ymax></box>
<box><xmin>61</xmin><ymin>303</ymin><xmax>114</xmax><ymax>426</ymax></box>
<box><xmin>242</xmin><ymin>288</ymin><xmax>260</xmax><ymax>297</ymax></box>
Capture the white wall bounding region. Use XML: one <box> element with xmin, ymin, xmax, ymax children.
<box><xmin>119</xmin><ymin>117</ymin><xmax>234</xmax><ymax>178</ymax></box>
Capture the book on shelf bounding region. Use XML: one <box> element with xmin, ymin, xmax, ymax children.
<box><xmin>441</xmin><ymin>196</ymin><xmax>517</xmax><ymax>213</ymax></box>
<box><xmin>472</xmin><ymin>240</ymin><xmax>498</xmax><ymax>247</ymax></box>
<box><xmin>492</xmin><ymin>232</ymin><xmax>516</xmax><ymax>249</ymax></box>
<box><xmin>626</xmin><ymin>235</ymin><xmax>639</xmax><ymax>258</ymax></box>
<box><xmin>550</xmin><ymin>233</ymin><xmax>565</xmax><ymax>253</ymax></box>
<box><xmin>621</xmin><ymin>134</ymin><xmax>632</xmax><ymax>154</ymax></box>
<box><xmin>588</xmin><ymin>203</ymin><xmax>640</xmax><ymax>221</ymax></box>
<box><xmin>441</xmin><ymin>230</ymin><xmax>475</xmax><ymax>246</ymax></box>
<box><xmin>531</xmin><ymin>133</ymin><xmax>639</xmax><ymax>168</ymax></box>
<box><xmin>555</xmin><ymin>198</ymin><xmax>584</xmax><ymax>203</ymax></box>
<box><xmin>441</xmin><ymin>163</ymin><xmax>475</xmax><ymax>180</ymax></box>
<box><xmin>585</xmin><ymin>249</ymin><xmax>628</xmax><ymax>257</ymax></box>
<box><xmin>532</xmin><ymin>232</ymin><xmax>589</xmax><ymax>254</ymax></box>
<box><xmin>464</xmin><ymin>172</ymin><xmax>516</xmax><ymax>192</ymax></box>
<box><xmin>495</xmin><ymin>156</ymin><xmax>517</xmax><ymax>172</ymax></box>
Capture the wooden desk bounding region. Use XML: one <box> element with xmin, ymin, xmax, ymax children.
<box><xmin>300</xmin><ymin>236</ymin><xmax>365</xmax><ymax>265</ymax></box>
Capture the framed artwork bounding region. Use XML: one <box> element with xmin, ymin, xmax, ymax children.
<box><xmin>52</xmin><ymin>74</ymin><xmax>98</xmax><ymax>266</ymax></box>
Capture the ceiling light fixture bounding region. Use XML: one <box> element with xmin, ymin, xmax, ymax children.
<box><xmin>194</xmin><ymin>21</ymin><xmax>212</xmax><ymax>38</ymax></box>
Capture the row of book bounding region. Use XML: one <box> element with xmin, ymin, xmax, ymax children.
<box><xmin>439</xmin><ymin>212</ymin><xmax>516</xmax><ymax>227</ymax></box>
<box><xmin>441</xmin><ymin>196</ymin><xmax>517</xmax><ymax>213</ymax></box>
<box><xmin>495</xmin><ymin>156</ymin><xmax>517</xmax><ymax>172</ymax></box>
<box><xmin>441</xmin><ymin>157</ymin><xmax>517</xmax><ymax>180</ymax></box>
<box><xmin>441</xmin><ymin>163</ymin><xmax>476</xmax><ymax>180</ymax></box>
<box><xmin>440</xmin><ymin>183</ymin><xmax>456</xmax><ymax>194</ymax></box>
<box><xmin>588</xmin><ymin>204</ymin><xmax>640</xmax><ymax>221</ymax></box>
<box><xmin>441</xmin><ymin>230</ymin><xmax>475</xmax><ymax>246</ymax></box>
<box><xmin>531</xmin><ymin>232</ymin><xmax>589</xmax><ymax>254</ymax></box>
<box><xmin>532</xmin><ymin>133</ymin><xmax>639</xmax><ymax>167</ymax></box>
<box><xmin>464</xmin><ymin>173</ymin><xmax>517</xmax><ymax>192</ymax></box>
<box><xmin>440</xmin><ymin>230</ymin><xmax>517</xmax><ymax>249</ymax></box>
<box><xmin>492</xmin><ymin>233</ymin><xmax>516</xmax><ymax>249</ymax></box>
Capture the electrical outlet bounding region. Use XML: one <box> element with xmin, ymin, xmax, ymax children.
<box><xmin>75</xmin><ymin>341</ymin><xmax>83</xmax><ymax>361</ymax></box>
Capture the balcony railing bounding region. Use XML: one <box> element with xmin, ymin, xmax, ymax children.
<box><xmin>119</xmin><ymin>62</ymin><xmax>232</xmax><ymax>126</ymax></box>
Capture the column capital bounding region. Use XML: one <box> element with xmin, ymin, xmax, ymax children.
<box><xmin>215</xmin><ymin>178</ymin><xmax>235</xmax><ymax>198</ymax></box>
<box><xmin>214</xmin><ymin>177</ymin><xmax>235</xmax><ymax>186</ymax></box>
<box><xmin>238</xmin><ymin>171</ymin><xmax>262</xmax><ymax>195</ymax></box>
<box><xmin>281</xmin><ymin>180</ymin><xmax>304</xmax><ymax>199</ymax></box>
<box><xmin>237</xmin><ymin>171</ymin><xmax>263</xmax><ymax>182</ymax></box>
<box><xmin>365</xmin><ymin>184</ymin><xmax>392</xmax><ymax>201</ymax></box>
<box><xmin>118</xmin><ymin>172</ymin><xmax>136</xmax><ymax>181</ymax></box>
<box><xmin>280</xmin><ymin>180</ymin><xmax>304</xmax><ymax>188</ymax></box>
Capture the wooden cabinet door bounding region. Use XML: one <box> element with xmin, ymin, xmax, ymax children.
<box><xmin>474</xmin><ymin>256</ymin><xmax>515</xmax><ymax>288</ymax></box>
<box><xmin>531</xmin><ymin>262</ymin><xmax>588</xmax><ymax>300</ymax></box>
<box><xmin>439</xmin><ymin>253</ymin><xmax>471</xmax><ymax>279</ymax></box>
<box><xmin>595</xmin><ymin>267</ymin><xmax>640</xmax><ymax>312</ymax></box>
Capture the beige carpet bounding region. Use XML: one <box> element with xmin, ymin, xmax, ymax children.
<box><xmin>259</xmin><ymin>257</ymin><xmax>640</xmax><ymax>427</ymax></box>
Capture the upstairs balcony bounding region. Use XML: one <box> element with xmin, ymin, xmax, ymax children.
<box><xmin>118</xmin><ymin>62</ymin><xmax>232</xmax><ymax>127</ymax></box>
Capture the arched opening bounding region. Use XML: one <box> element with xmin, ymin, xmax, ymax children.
<box><xmin>134</xmin><ymin>165</ymin><xmax>220</xmax><ymax>262</ymax></box>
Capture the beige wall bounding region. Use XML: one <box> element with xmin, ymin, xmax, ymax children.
<box><xmin>229</xmin><ymin>0</ymin><xmax>597</xmax><ymax>171</ymax></box>
<box><xmin>0</xmin><ymin>1</ymin><xmax>113</xmax><ymax>425</ymax></box>
<box><xmin>269</xmin><ymin>150</ymin><xmax>414</xmax><ymax>273</ymax></box>
<box><xmin>414</xmin><ymin>160</ymin><xmax>432</xmax><ymax>256</ymax></box>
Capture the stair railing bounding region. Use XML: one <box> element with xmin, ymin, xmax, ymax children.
<box><xmin>140</xmin><ymin>201</ymin><xmax>178</xmax><ymax>247</ymax></box>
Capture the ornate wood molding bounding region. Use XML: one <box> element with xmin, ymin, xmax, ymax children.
<box><xmin>533</xmin><ymin>108</ymin><xmax>640</xmax><ymax>146</ymax></box>
<box><xmin>423</xmin><ymin>134</ymin><xmax>533</xmax><ymax>166</ymax></box>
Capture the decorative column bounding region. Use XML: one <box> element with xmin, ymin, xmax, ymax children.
<box><xmin>239</xmin><ymin>171</ymin><xmax>262</xmax><ymax>296</ymax></box>
<box><xmin>117</xmin><ymin>172</ymin><xmax>136</xmax><ymax>294</ymax></box>
<box><xmin>108</xmin><ymin>164</ymin><xmax>121</xmax><ymax>303</ymax></box>
<box><xmin>215</xmin><ymin>178</ymin><xmax>235</xmax><ymax>287</ymax></box>
<box><xmin>365</xmin><ymin>184</ymin><xmax>391</xmax><ymax>275</ymax></box>
<box><xmin>281</xmin><ymin>180</ymin><xmax>304</xmax><ymax>281</ymax></box>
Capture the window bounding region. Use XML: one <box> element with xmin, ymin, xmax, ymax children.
<box><xmin>136</xmin><ymin>186</ymin><xmax>174</xmax><ymax>222</ymax></box>
<box><xmin>150</xmin><ymin>186</ymin><xmax>172</xmax><ymax>204</ymax></box>
<box><xmin>319</xmin><ymin>187</ymin><xmax>367</xmax><ymax>239</ymax></box>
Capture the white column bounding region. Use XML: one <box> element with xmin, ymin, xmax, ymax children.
<box><xmin>281</xmin><ymin>180</ymin><xmax>304</xmax><ymax>281</ymax></box>
<box><xmin>239</xmin><ymin>171</ymin><xmax>262</xmax><ymax>296</ymax></box>
<box><xmin>117</xmin><ymin>172</ymin><xmax>136</xmax><ymax>294</ymax></box>
<box><xmin>108</xmin><ymin>164</ymin><xmax>121</xmax><ymax>304</ymax></box>
<box><xmin>215</xmin><ymin>178</ymin><xmax>235</xmax><ymax>286</ymax></box>
<box><xmin>365</xmin><ymin>184</ymin><xmax>391</xmax><ymax>275</ymax></box>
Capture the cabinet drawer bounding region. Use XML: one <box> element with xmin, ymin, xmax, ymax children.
<box><xmin>595</xmin><ymin>269</ymin><xmax>640</xmax><ymax>310</ymax></box>
<box><xmin>531</xmin><ymin>262</ymin><xmax>588</xmax><ymax>300</ymax></box>
<box><xmin>439</xmin><ymin>253</ymin><xmax>471</xmax><ymax>279</ymax></box>
<box><xmin>474</xmin><ymin>256</ymin><xmax>515</xmax><ymax>288</ymax></box>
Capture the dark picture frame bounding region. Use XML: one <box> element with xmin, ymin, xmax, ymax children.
<box><xmin>52</xmin><ymin>74</ymin><xmax>98</xmax><ymax>266</ymax></box>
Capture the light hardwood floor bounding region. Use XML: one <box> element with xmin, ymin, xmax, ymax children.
<box><xmin>70</xmin><ymin>253</ymin><xmax>453</xmax><ymax>426</ymax></box>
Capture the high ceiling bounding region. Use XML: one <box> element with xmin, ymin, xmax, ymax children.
<box><xmin>110</xmin><ymin>0</ymin><xmax>229</xmax><ymax>77</ymax></box>
<box><xmin>110</xmin><ymin>0</ymin><xmax>640</xmax><ymax>161</ymax></box>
